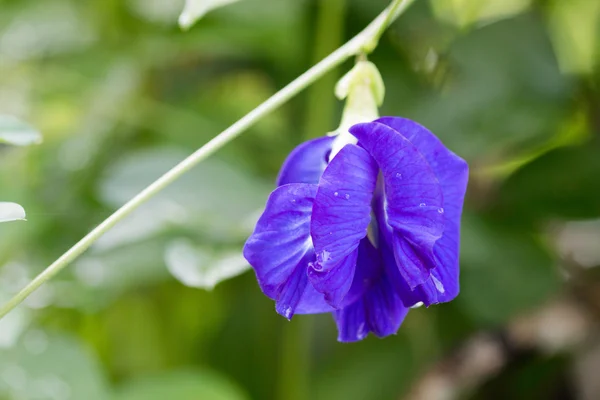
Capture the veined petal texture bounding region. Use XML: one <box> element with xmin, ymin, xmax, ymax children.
<box><xmin>243</xmin><ymin>183</ymin><xmax>333</xmax><ymax>319</ymax></box>
<box><xmin>350</xmin><ymin>122</ymin><xmax>444</xmax><ymax>289</ymax></box>
<box><xmin>309</xmin><ymin>144</ymin><xmax>378</xmax><ymax>307</ymax></box>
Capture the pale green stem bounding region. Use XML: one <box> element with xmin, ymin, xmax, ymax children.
<box><xmin>0</xmin><ymin>0</ymin><xmax>416</xmax><ymax>320</ymax></box>
<box><xmin>364</xmin><ymin>0</ymin><xmax>412</xmax><ymax>53</ymax></box>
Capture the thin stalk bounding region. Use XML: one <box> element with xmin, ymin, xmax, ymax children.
<box><xmin>0</xmin><ymin>0</ymin><xmax>415</xmax><ymax>320</ymax></box>
<box><xmin>366</xmin><ymin>0</ymin><xmax>412</xmax><ymax>53</ymax></box>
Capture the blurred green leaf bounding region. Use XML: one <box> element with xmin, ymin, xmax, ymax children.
<box><xmin>547</xmin><ymin>0</ymin><xmax>600</xmax><ymax>75</ymax></box>
<box><xmin>0</xmin><ymin>202</ymin><xmax>26</xmax><ymax>223</ymax></box>
<box><xmin>407</xmin><ymin>15</ymin><xmax>572</xmax><ymax>161</ymax></box>
<box><xmin>315</xmin><ymin>333</ymin><xmax>418</xmax><ymax>400</ymax></box>
<box><xmin>0</xmin><ymin>115</ymin><xmax>40</xmax><ymax>225</ymax></box>
<box><xmin>0</xmin><ymin>0</ymin><xmax>95</xmax><ymax>62</ymax></box>
<box><xmin>493</xmin><ymin>144</ymin><xmax>600</xmax><ymax>223</ymax></box>
<box><xmin>458</xmin><ymin>215</ymin><xmax>560</xmax><ymax>324</ymax></box>
<box><xmin>165</xmin><ymin>239</ymin><xmax>249</xmax><ymax>290</ymax></box>
<box><xmin>99</xmin><ymin>148</ymin><xmax>268</xmax><ymax>241</ymax></box>
<box><xmin>0</xmin><ymin>309</ymin><xmax>29</xmax><ymax>349</ymax></box>
<box><xmin>475</xmin><ymin>110</ymin><xmax>590</xmax><ymax>179</ymax></box>
<box><xmin>0</xmin><ymin>115</ymin><xmax>41</xmax><ymax>146</ymax></box>
<box><xmin>102</xmin><ymin>294</ymin><xmax>170</xmax><ymax>376</ymax></box>
<box><xmin>71</xmin><ymin>238</ymin><xmax>171</xmax><ymax>309</ymax></box>
<box><xmin>113</xmin><ymin>369</ymin><xmax>249</xmax><ymax>400</ymax></box>
<box><xmin>179</xmin><ymin>0</ymin><xmax>241</xmax><ymax>30</ymax></box>
<box><xmin>126</xmin><ymin>0</ymin><xmax>184</xmax><ymax>25</ymax></box>
<box><xmin>0</xmin><ymin>332</ymin><xmax>110</xmax><ymax>400</ymax></box>
<box><xmin>429</xmin><ymin>0</ymin><xmax>531</xmax><ymax>28</ymax></box>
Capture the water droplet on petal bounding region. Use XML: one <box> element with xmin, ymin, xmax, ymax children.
<box><xmin>438</xmin><ymin>207</ymin><xmax>444</xmax><ymax>214</ymax></box>
<box><xmin>282</xmin><ymin>307</ymin><xmax>293</xmax><ymax>319</ymax></box>
<box><xmin>291</xmin><ymin>199</ymin><xmax>296</xmax><ymax>203</ymax></box>
<box><xmin>315</xmin><ymin>250</ymin><xmax>331</xmax><ymax>265</ymax></box>
<box><xmin>356</xmin><ymin>323</ymin><xmax>367</xmax><ymax>340</ymax></box>
<box><xmin>410</xmin><ymin>302</ymin><xmax>424</xmax><ymax>309</ymax></box>
<box><xmin>395</xmin><ymin>173</ymin><xmax>402</xmax><ymax>178</ymax></box>
<box><xmin>334</xmin><ymin>192</ymin><xmax>339</xmax><ymax>197</ymax></box>
<box><xmin>419</xmin><ymin>203</ymin><xmax>426</xmax><ymax>207</ymax></box>
<box><xmin>431</xmin><ymin>275</ymin><xmax>445</xmax><ymax>294</ymax></box>
<box><xmin>345</xmin><ymin>194</ymin><xmax>350</xmax><ymax>200</ymax></box>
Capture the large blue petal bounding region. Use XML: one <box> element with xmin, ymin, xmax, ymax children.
<box><xmin>350</xmin><ymin>122</ymin><xmax>445</xmax><ymax>289</ymax></box>
<box><xmin>334</xmin><ymin>239</ymin><xmax>409</xmax><ymax>342</ymax></box>
<box><xmin>308</xmin><ymin>144</ymin><xmax>378</xmax><ymax>308</ymax></box>
<box><xmin>277</xmin><ymin>136</ymin><xmax>335</xmax><ymax>186</ymax></box>
<box><xmin>376</xmin><ymin>117</ymin><xmax>469</xmax><ymax>303</ymax></box>
<box><xmin>243</xmin><ymin>183</ymin><xmax>334</xmax><ymax>319</ymax></box>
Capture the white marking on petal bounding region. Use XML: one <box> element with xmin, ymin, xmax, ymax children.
<box><xmin>431</xmin><ymin>275</ymin><xmax>445</xmax><ymax>294</ymax></box>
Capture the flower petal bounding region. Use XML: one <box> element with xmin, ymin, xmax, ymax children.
<box><xmin>350</xmin><ymin>122</ymin><xmax>445</xmax><ymax>288</ymax></box>
<box><xmin>243</xmin><ymin>183</ymin><xmax>334</xmax><ymax>319</ymax></box>
<box><xmin>276</xmin><ymin>136</ymin><xmax>335</xmax><ymax>186</ymax></box>
<box><xmin>308</xmin><ymin>144</ymin><xmax>378</xmax><ymax>307</ymax></box>
<box><xmin>334</xmin><ymin>239</ymin><xmax>409</xmax><ymax>342</ymax></box>
<box><xmin>378</xmin><ymin>222</ymin><xmax>438</xmax><ymax>307</ymax></box>
<box><xmin>376</xmin><ymin>117</ymin><xmax>468</xmax><ymax>302</ymax></box>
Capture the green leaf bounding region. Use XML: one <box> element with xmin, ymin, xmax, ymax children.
<box><xmin>0</xmin><ymin>1</ymin><xmax>94</xmax><ymax>62</ymax></box>
<box><xmin>429</xmin><ymin>0</ymin><xmax>532</xmax><ymax>28</ymax></box>
<box><xmin>547</xmin><ymin>0</ymin><xmax>600</xmax><ymax>74</ymax></box>
<box><xmin>0</xmin><ymin>115</ymin><xmax>42</xmax><ymax>146</ymax></box>
<box><xmin>458</xmin><ymin>215</ymin><xmax>560</xmax><ymax>324</ymax></box>
<box><xmin>0</xmin><ymin>202</ymin><xmax>26</xmax><ymax>223</ymax></box>
<box><xmin>179</xmin><ymin>0</ymin><xmax>241</xmax><ymax>30</ymax></box>
<box><xmin>0</xmin><ymin>333</ymin><xmax>110</xmax><ymax>400</ymax></box>
<box><xmin>99</xmin><ymin>148</ymin><xmax>268</xmax><ymax>243</ymax></box>
<box><xmin>113</xmin><ymin>369</ymin><xmax>249</xmax><ymax>400</ymax></box>
<box><xmin>72</xmin><ymin>238</ymin><xmax>171</xmax><ymax>308</ymax></box>
<box><xmin>493</xmin><ymin>144</ymin><xmax>600</xmax><ymax>223</ymax></box>
<box><xmin>164</xmin><ymin>239</ymin><xmax>249</xmax><ymax>290</ymax></box>
<box><xmin>407</xmin><ymin>15</ymin><xmax>572</xmax><ymax>161</ymax></box>
<box><xmin>0</xmin><ymin>308</ymin><xmax>29</xmax><ymax>349</ymax></box>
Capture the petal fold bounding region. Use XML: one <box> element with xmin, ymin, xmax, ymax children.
<box><xmin>308</xmin><ymin>144</ymin><xmax>378</xmax><ymax>307</ymax></box>
<box><xmin>376</xmin><ymin>117</ymin><xmax>468</xmax><ymax>302</ymax></box>
<box><xmin>243</xmin><ymin>183</ymin><xmax>333</xmax><ymax>319</ymax></box>
<box><xmin>277</xmin><ymin>136</ymin><xmax>334</xmax><ymax>186</ymax></box>
<box><xmin>350</xmin><ymin>122</ymin><xmax>445</xmax><ymax>288</ymax></box>
<box><xmin>334</xmin><ymin>239</ymin><xmax>409</xmax><ymax>342</ymax></box>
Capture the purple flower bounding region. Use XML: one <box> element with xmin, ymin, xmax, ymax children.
<box><xmin>243</xmin><ymin>117</ymin><xmax>468</xmax><ymax>342</ymax></box>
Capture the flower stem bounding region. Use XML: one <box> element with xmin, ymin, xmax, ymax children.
<box><xmin>364</xmin><ymin>0</ymin><xmax>412</xmax><ymax>53</ymax></box>
<box><xmin>0</xmin><ymin>0</ymin><xmax>416</xmax><ymax>320</ymax></box>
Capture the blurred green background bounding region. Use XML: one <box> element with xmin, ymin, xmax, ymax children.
<box><xmin>1</xmin><ymin>0</ymin><xmax>599</xmax><ymax>399</ymax></box>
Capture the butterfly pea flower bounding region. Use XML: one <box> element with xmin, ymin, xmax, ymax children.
<box><xmin>244</xmin><ymin>116</ymin><xmax>467</xmax><ymax>342</ymax></box>
<box><xmin>244</xmin><ymin>117</ymin><xmax>468</xmax><ymax>341</ymax></box>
